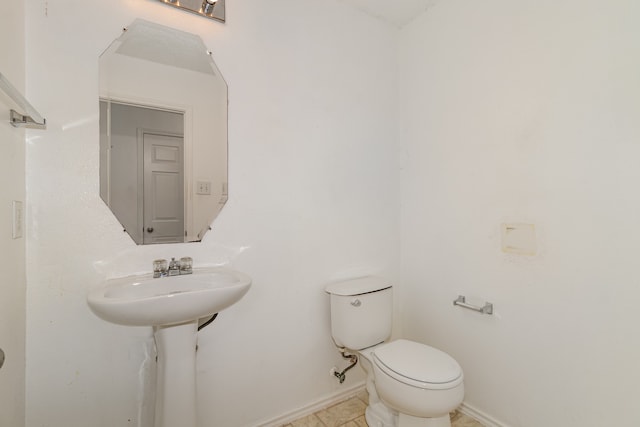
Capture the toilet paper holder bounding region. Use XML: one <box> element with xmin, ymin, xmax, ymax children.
<box><xmin>453</xmin><ymin>295</ymin><xmax>493</xmax><ymax>315</ymax></box>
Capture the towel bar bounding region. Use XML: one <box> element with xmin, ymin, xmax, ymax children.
<box><xmin>0</xmin><ymin>72</ymin><xmax>46</xmax><ymax>129</ymax></box>
<box><xmin>453</xmin><ymin>295</ymin><xmax>493</xmax><ymax>315</ymax></box>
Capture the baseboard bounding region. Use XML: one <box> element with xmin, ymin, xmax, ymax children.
<box><xmin>252</xmin><ymin>382</ymin><xmax>366</xmax><ymax>427</ymax></box>
<box><xmin>459</xmin><ymin>402</ymin><xmax>509</xmax><ymax>427</ymax></box>
<box><xmin>250</xmin><ymin>385</ymin><xmax>507</xmax><ymax>427</ymax></box>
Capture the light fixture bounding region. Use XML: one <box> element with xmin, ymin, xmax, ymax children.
<box><xmin>157</xmin><ymin>0</ymin><xmax>225</xmax><ymax>22</ymax></box>
<box><xmin>201</xmin><ymin>0</ymin><xmax>217</xmax><ymax>15</ymax></box>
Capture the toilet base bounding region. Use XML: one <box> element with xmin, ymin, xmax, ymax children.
<box><xmin>365</xmin><ymin>402</ymin><xmax>397</xmax><ymax>427</ymax></box>
<box><xmin>399</xmin><ymin>412</ymin><xmax>450</xmax><ymax>427</ymax></box>
<box><xmin>365</xmin><ymin>404</ymin><xmax>452</xmax><ymax>427</ymax></box>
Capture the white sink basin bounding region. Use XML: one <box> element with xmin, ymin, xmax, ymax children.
<box><xmin>88</xmin><ymin>267</ymin><xmax>251</xmax><ymax>326</ymax></box>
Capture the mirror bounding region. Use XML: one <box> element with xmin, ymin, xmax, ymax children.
<box><xmin>99</xmin><ymin>20</ymin><xmax>228</xmax><ymax>244</ymax></box>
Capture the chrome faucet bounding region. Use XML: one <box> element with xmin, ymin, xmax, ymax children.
<box><xmin>153</xmin><ymin>257</ymin><xmax>193</xmax><ymax>278</ymax></box>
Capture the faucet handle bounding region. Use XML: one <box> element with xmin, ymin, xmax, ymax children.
<box><xmin>153</xmin><ymin>259</ymin><xmax>168</xmax><ymax>278</ymax></box>
<box><xmin>179</xmin><ymin>257</ymin><xmax>193</xmax><ymax>274</ymax></box>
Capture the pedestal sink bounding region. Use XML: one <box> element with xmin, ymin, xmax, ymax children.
<box><xmin>87</xmin><ymin>267</ymin><xmax>251</xmax><ymax>427</ymax></box>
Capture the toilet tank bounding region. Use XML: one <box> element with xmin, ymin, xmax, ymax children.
<box><xmin>325</xmin><ymin>277</ymin><xmax>393</xmax><ymax>350</ymax></box>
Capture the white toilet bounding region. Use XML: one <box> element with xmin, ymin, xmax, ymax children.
<box><xmin>326</xmin><ymin>277</ymin><xmax>464</xmax><ymax>427</ymax></box>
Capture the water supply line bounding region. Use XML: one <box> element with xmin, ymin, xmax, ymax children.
<box><xmin>153</xmin><ymin>313</ymin><xmax>219</xmax><ymax>361</ymax></box>
<box><xmin>331</xmin><ymin>348</ymin><xmax>358</xmax><ymax>384</ymax></box>
<box><xmin>198</xmin><ymin>313</ymin><xmax>218</xmax><ymax>331</ymax></box>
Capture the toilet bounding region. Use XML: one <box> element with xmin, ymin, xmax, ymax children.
<box><xmin>326</xmin><ymin>277</ymin><xmax>464</xmax><ymax>427</ymax></box>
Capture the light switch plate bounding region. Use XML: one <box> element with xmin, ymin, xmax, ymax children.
<box><xmin>12</xmin><ymin>200</ymin><xmax>23</xmax><ymax>239</ymax></box>
<box><xmin>196</xmin><ymin>181</ymin><xmax>211</xmax><ymax>195</ymax></box>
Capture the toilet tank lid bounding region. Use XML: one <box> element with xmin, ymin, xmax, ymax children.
<box><xmin>325</xmin><ymin>276</ymin><xmax>391</xmax><ymax>296</ymax></box>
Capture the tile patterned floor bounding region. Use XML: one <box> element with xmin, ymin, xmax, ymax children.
<box><xmin>284</xmin><ymin>391</ymin><xmax>484</xmax><ymax>427</ymax></box>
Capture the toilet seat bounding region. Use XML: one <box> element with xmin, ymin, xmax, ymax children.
<box><xmin>372</xmin><ymin>339</ymin><xmax>463</xmax><ymax>390</ymax></box>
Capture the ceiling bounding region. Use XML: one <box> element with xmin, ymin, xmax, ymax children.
<box><xmin>339</xmin><ymin>0</ymin><xmax>437</xmax><ymax>28</ymax></box>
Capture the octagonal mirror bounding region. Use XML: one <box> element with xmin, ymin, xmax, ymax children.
<box><xmin>99</xmin><ymin>19</ymin><xmax>228</xmax><ymax>244</ymax></box>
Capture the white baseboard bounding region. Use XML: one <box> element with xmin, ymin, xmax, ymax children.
<box><xmin>250</xmin><ymin>386</ymin><xmax>508</xmax><ymax>427</ymax></box>
<box><xmin>252</xmin><ymin>382</ymin><xmax>366</xmax><ymax>427</ymax></box>
<box><xmin>459</xmin><ymin>402</ymin><xmax>509</xmax><ymax>427</ymax></box>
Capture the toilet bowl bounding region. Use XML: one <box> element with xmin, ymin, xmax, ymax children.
<box><xmin>372</xmin><ymin>340</ymin><xmax>464</xmax><ymax>425</ymax></box>
<box><xmin>326</xmin><ymin>277</ymin><xmax>465</xmax><ymax>427</ymax></box>
<box><xmin>357</xmin><ymin>340</ymin><xmax>463</xmax><ymax>427</ymax></box>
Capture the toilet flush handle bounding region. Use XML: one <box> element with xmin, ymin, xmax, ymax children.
<box><xmin>350</xmin><ymin>299</ymin><xmax>361</xmax><ymax>307</ymax></box>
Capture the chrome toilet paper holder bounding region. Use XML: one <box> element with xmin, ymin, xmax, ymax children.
<box><xmin>453</xmin><ymin>295</ymin><xmax>493</xmax><ymax>315</ymax></box>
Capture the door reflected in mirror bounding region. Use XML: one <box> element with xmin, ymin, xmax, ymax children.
<box><xmin>99</xmin><ymin>19</ymin><xmax>228</xmax><ymax>244</ymax></box>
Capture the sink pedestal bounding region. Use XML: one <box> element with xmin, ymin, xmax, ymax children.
<box><xmin>154</xmin><ymin>321</ymin><xmax>198</xmax><ymax>427</ymax></box>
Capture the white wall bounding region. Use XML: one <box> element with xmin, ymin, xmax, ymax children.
<box><xmin>398</xmin><ymin>1</ymin><xmax>640</xmax><ymax>426</ymax></box>
<box><xmin>25</xmin><ymin>1</ymin><xmax>398</xmax><ymax>426</ymax></box>
<box><xmin>0</xmin><ymin>1</ymin><xmax>26</xmax><ymax>426</ymax></box>
<box><xmin>27</xmin><ymin>1</ymin><xmax>640</xmax><ymax>426</ymax></box>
